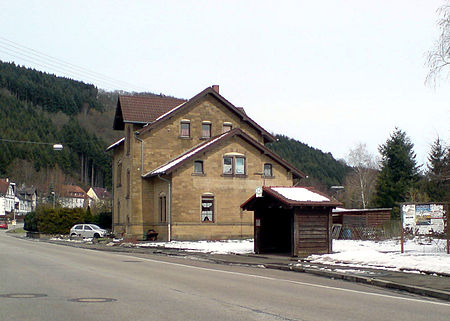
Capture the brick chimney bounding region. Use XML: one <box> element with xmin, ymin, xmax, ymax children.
<box><xmin>212</xmin><ymin>85</ymin><xmax>219</xmax><ymax>93</ymax></box>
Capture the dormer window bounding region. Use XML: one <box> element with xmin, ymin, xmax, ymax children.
<box><xmin>180</xmin><ymin>120</ymin><xmax>190</xmax><ymax>137</ymax></box>
<box><xmin>202</xmin><ymin>121</ymin><xmax>211</xmax><ymax>139</ymax></box>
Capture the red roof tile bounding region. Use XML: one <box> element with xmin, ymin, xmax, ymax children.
<box><xmin>114</xmin><ymin>95</ymin><xmax>186</xmax><ymax>129</ymax></box>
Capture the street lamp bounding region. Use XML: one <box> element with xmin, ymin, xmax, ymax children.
<box><xmin>0</xmin><ymin>138</ymin><xmax>63</xmax><ymax>150</ymax></box>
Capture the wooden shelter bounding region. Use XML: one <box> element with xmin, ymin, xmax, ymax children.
<box><xmin>241</xmin><ymin>186</ymin><xmax>342</xmax><ymax>257</ymax></box>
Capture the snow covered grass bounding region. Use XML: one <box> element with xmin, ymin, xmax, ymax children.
<box><xmin>306</xmin><ymin>238</ymin><xmax>450</xmax><ymax>275</ymax></box>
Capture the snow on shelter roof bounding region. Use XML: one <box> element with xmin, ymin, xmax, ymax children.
<box><xmin>241</xmin><ymin>186</ymin><xmax>342</xmax><ymax>209</ymax></box>
<box><xmin>271</xmin><ymin>187</ymin><xmax>330</xmax><ymax>202</ymax></box>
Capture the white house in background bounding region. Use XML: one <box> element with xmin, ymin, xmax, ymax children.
<box><xmin>16</xmin><ymin>186</ymin><xmax>37</xmax><ymax>216</ymax></box>
<box><xmin>0</xmin><ymin>178</ymin><xmax>16</xmax><ymax>217</ymax></box>
<box><xmin>86</xmin><ymin>187</ymin><xmax>112</xmax><ymax>209</ymax></box>
<box><xmin>59</xmin><ymin>185</ymin><xmax>89</xmax><ymax>209</ymax></box>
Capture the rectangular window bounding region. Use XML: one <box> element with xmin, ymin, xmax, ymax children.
<box><xmin>159</xmin><ymin>196</ymin><xmax>167</xmax><ymax>222</ymax></box>
<box><xmin>117</xmin><ymin>163</ymin><xmax>122</xmax><ymax>187</ymax></box>
<box><xmin>223</xmin><ymin>156</ymin><xmax>246</xmax><ymax>176</ymax></box>
<box><xmin>201</xmin><ymin>196</ymin><xmax>214</xmax><ymax>222</ymax></box>
<box><xmin>126</xmin><ymin>126</ymin><xmax>131</xmax><ymax>155</ymax></box>
<box><xmin>202</xmin><ymin>123</ymin><xmax>211</xmax><ymax>138</ymax></box>
<box><xmin>180</xmin><ymin>121</ymin><xmax>190</xmax><ymax>137</ymax></box>
<box><xmin>264</xmin><ymin>163</ymin><xmax>273</xmax><ymax>177</ymax></box>
<box><xmin>194</xmin><ymin>160</ymin><xmax>204</xmax><ymax>174</ymax></box>
<box><xmin>235</xmin><ymin>157</ymin><xmax>245</xmax><ymax>175</ymax></box>
<box><xmin>223</xmin><ymin>157</ymin><xmax>233</xmax><ymax>175</ymax></box>
<box><xmin>126</xmin><ymin>169</ymin><xmax>130</xmax><ymax>198</ymax></box>
<box><xmin>223</xmin><ymin>123</ymin><xmax>232</xmax><ymax>133</ymax></box>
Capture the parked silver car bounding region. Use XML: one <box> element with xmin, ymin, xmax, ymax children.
<box><xmin>70</xmin><ymin>224</ymin><xmax>108</xmax><ymax>239</ymax></box>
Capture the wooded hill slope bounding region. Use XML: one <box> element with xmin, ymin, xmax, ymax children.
<box><xmin>0</xmin><ymin>61</ymin><xmax>349</xmax><ymax>194</ymax></box>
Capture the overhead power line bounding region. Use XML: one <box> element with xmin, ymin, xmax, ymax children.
<box><xmin>0</xmin><ymin>37</ymin><xmax>147</xmax><ymax>92</ymax></box>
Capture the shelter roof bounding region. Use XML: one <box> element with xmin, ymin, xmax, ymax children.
<box><xmin>332</xmin><ymin>207</ymin><xmax>392</xmax><ymax>213</ymax></box>
<box><xmin>142</xmin><ymin>128</ymin><xmax>305</xmax><ymax>179</ymax></box>
<box><xmin>241</xmin><ymin>186</ymin><xmax>342</xmax><ymax>209</ymax></box>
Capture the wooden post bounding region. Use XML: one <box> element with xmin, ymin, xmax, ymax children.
<box><xmin>400</xmin><ymin>208</ymin><xmax>404</xmax><ymax>254</ymax></box>
<box><xmin>446</xmin><ymin>204</ymin><xmax>449</xmax><ymax>255</ymax></box>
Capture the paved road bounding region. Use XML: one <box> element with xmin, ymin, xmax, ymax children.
<box><xmin>1</xmin><ymin>231</ymin><xmax>449</xmax><ymax>321</ymax></box>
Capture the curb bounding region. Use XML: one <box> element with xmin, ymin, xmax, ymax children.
<box><xmin>263</xmin><ymin>263</ymin><xmax>450</xmax><ymax>302</ymax></box>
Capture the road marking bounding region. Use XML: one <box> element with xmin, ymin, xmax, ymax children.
<box><xmin>116</xmin><ymin>253</ymin><xmax>450</xmax><ymax>307</ymax></box>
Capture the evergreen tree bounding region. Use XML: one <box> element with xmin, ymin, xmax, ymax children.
<box><xmin>425</xmin><ymin>137</ymin><xmax>450</xmax><ymax>202</ymax></box>
<box><xmin>374</xmin><ymin>128</ymin><xmax>419</xmax><ymax>217</ymax></box>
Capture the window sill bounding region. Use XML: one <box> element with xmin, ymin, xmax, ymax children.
<box><xmin>199</xmin><ymin>137</ymin><xmax>211</xmax><ymax>140</ymax></box>
<box><xmin>192</xmin><ymin>173</ymin><xmax>206</xmax><ymax>176</ymax></box>
<box><xmin>221</xmin><ymin>174</ymin><xmax>248</xmax><ymax>178</ymax></box>
<box><xmin>263</xmin><ymin>175</ymin><xmax>275</xmax><ymax>179</ymax></box>
<box><xmin>179</xmin><ymin>136</ymin><xmax>192</xmax><ymax>140</ymax></box>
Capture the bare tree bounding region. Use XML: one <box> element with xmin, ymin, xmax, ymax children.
<box><xmin>344</xmin><ymin>143</ymin><xmax>378</xmax><ymax>209</ymax></box>
<box><xmin>426</xmin><ymin>3</ymin><xmax>450</xmax><ymax>86</ymax></box>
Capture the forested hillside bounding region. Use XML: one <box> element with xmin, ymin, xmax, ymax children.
<box><xmin>267</xmin><ymin>135</ymin><xmax>350</xmax><ymax>189</ymax></box>
<box><xmin>0</xmin><ymin>60</ymin><xmax>350</xmax><ymax>195</ymax></box>
<box><xmin>0</xmin><ymin>61</ymin><xmax>112</xmax><ymax>193</ymax></box>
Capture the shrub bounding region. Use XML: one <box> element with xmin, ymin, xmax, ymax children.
<box><xmin>24</xmin><ymin>206</ymin><xmax>92</xmax><ymax>234</ymax></box>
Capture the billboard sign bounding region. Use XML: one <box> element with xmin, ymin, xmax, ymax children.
<box><xmin>402</xmin><ymin>203</ymin><xmax>446</xmax><ymax>235</ymax></box>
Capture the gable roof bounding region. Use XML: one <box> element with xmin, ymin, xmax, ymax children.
<box><xmin>142</xmin><ymin>128</ymin><xmax>305</xmax><ymax>179</ymax></box>
<box><xmin>60</xmin><ymin>185</ymin><xmax>88</xmax><ymax>199</ymax></box>
<box><xmin>138</xmin><ymin>87</ymin><xmax>276</xmax><ymax>143</ymax></box>
<box><xmin>0</xmin><ymin>178</ymin><xmax>10</xmax><ymax>195</ymax></box>
<box><xmin>91</xmin><ymin>187</ymin><xmax>111</xmax><ymax>200</ymax></box>
<box><xmin>113</xmin><ymin>95</ymin><xmax>187</xmax><ymax>130</ymax></box>
<box><xmin>241</xmin><ymin>186</ymin><xmax>342</xmax><ymax>209</ymax></box>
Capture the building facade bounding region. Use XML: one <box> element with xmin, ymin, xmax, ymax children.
<box><xmin>107</xmin><ymin>86</ymin><xmax>305</xmax><ymax>241</ymax></box>
<box><xmin>0</xmin><ymin>178</ymin><xmax>16</xmax><ymax>218</ymax></box>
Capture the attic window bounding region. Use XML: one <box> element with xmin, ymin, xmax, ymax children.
<box><xmin>223</xmin><ymin>122</ymin><xmax>232</xmax><ymax>133</ymax></box>
<box><xmin>223</xmin><ymin>155</ymin><xmax>246</xmax><ymax>176</ymax></box>
<box><xmin>202</xmin><ymin>122</ymin><xmax>211</xmax><ymax>138</ymax></box>
<box><xmin>180</xmin><ymin>120</ymin><xmax>190</xmax><ymax>138</ymax></box>
<box><xmin>194</xmin><ymin>160</ymin><xmax>204</xmax><ymax>174</ymax></box>
<box><xmin>264</xmin><ymin>163</ymin><xmax>273</xmax><ymax>177</ymax></box>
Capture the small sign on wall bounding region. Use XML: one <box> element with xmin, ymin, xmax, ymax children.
<box><xmin>256</xmin><ymin>186</ymin><xmax>263</xmax><ymax>198</ymax></box>
<box><xmin>255</xmin><ymin>219</ymin><xmax>261</xmax><ymax>227</ymax></box>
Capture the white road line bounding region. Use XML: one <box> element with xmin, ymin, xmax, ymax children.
<box><xmin>115</xmin><ymin>253</ymin><xmax>450</xmax><ymax>307</ymax></box>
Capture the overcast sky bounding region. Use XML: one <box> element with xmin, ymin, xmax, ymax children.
<box><xmin>1</xmin><ymin>0</ymin><xmax>448</xmax><ymax>167</ymax></box>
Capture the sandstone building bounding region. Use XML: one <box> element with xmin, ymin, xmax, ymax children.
<box><xmin>107</xmin><ymin>86</ymin><xmax>305</xmax><ymax>241</ymax></box>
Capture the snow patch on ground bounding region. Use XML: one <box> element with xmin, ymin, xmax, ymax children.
<box><xmin>306</xmin><ymin>239</ymin><xmax>450</xmax><ymax>274</ymax></box>
<box><xmin>138</xmin><ymin>239</ymin><xmax>254</xmax><ymax>254</ymax></box>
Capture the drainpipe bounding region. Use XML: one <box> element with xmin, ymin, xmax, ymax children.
<box><xmin>157</xmin><ymin>175</ymin><xmax>171</xmax><ymax>241</ymax></box>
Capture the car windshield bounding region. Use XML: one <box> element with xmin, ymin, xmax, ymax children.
<box><xmin>89</xmin><ymin>225</ymin><xmax>101</xmax><ymax>230</ymax></box>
